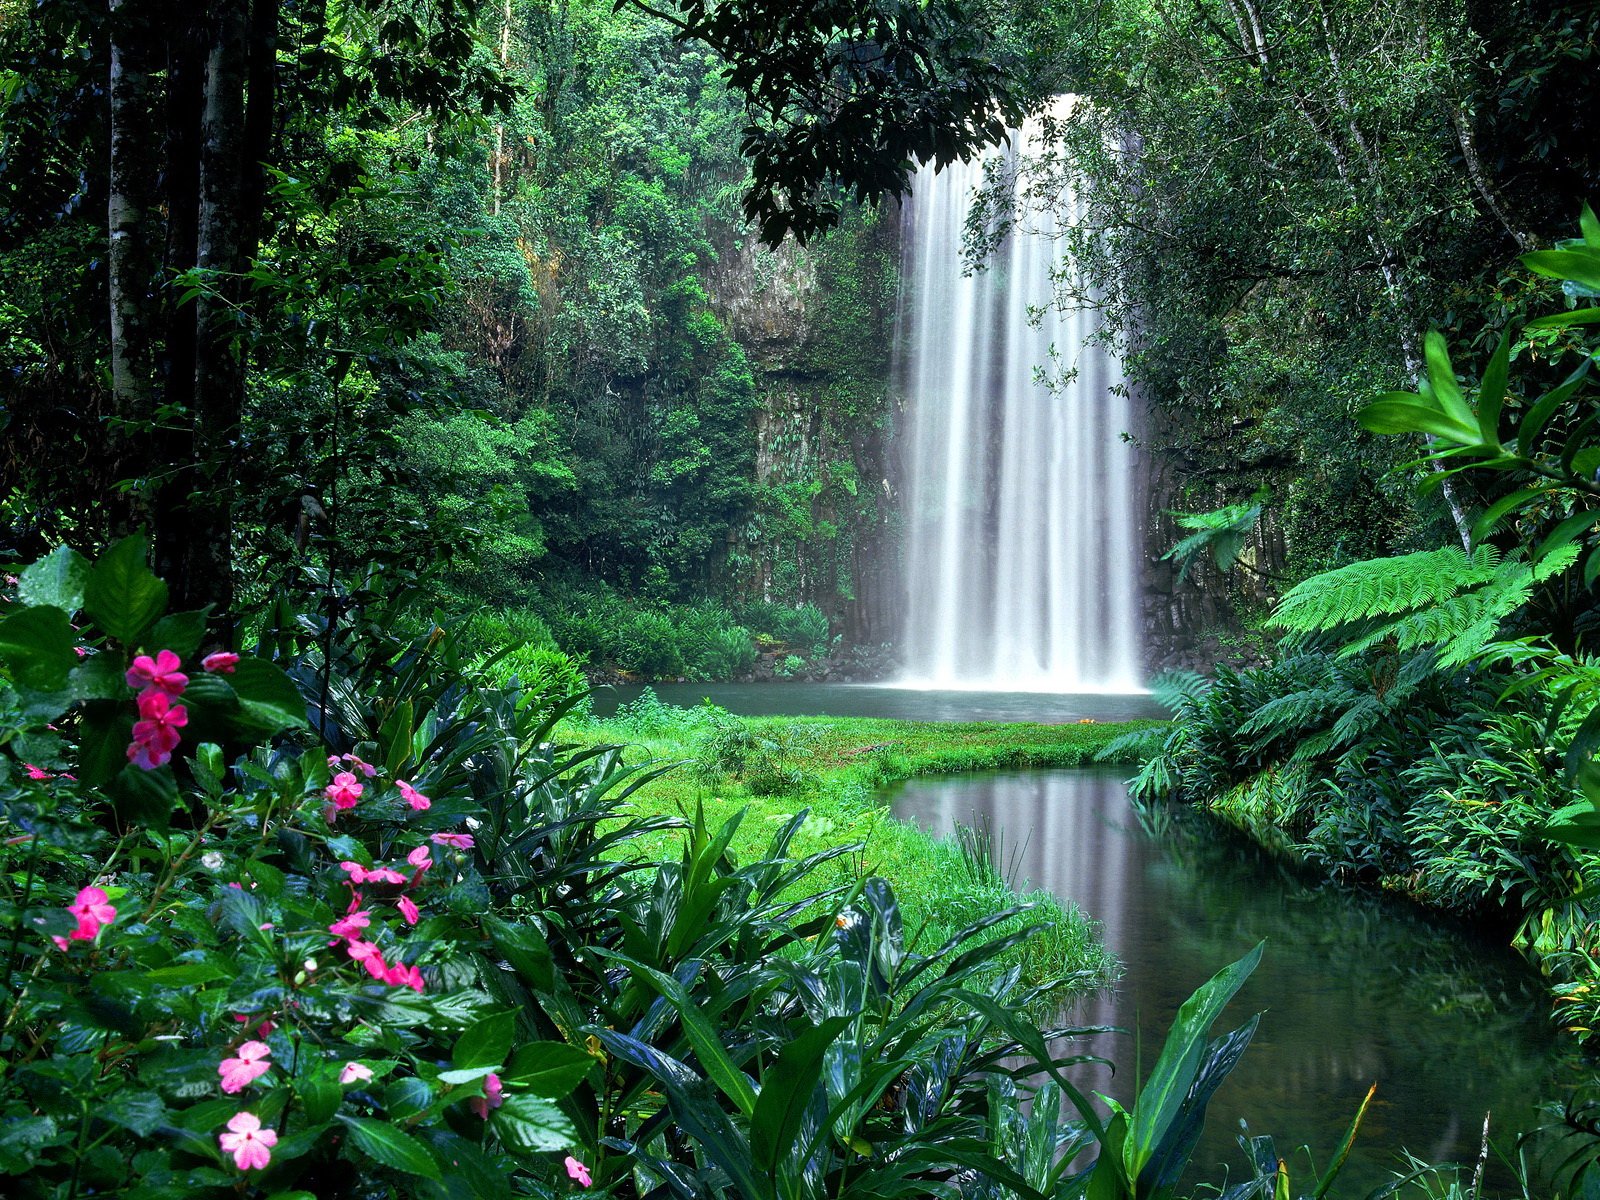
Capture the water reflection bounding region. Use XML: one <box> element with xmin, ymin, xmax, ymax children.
<box><xmin>888</xmin><ymin>768</ymin><xmax>1569</xmax><ymax>1194</ymax></box>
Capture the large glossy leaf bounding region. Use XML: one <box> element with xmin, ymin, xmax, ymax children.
<box><xmin>227</xmin><ymin>658</ymin><xmax>310</xmax><ymax>732</ymax></box>
<box><xmin>0</xmin><ymin>604</ymin><xmax>77</xmax><ymax>691</ymax></box>
<box><xmin>18</xmin><ymin>546</ymin><xmax>89</xmax><ymax>613</ymax></box>
<box><xmin>1423</xmin><ymin>330</ymin><xmax>1474</xmax><ymax>428</ymax></box>
<box><xmin>84</xmin><ymin>534</ymin><xmax>168</xmax><ymax>645</ymax></box>
<box><xmin>1356</xmin><ymin>397</ymin><xmax>1477</xmax><ymax>443</ymax></box>
<box><xmin>453</xmin><ymin>1010</ymin><xmax>514</xmax><ymax>1070</ymax></box>
<box><xmin>340</xmin><ymin>1116</ymin><xmax>441</xmax><ymax>1180</ymax></box>
<box><xmin>1523</xmin><ymin>249</ymin><xmax>1600</xmax><ymax>293</ymax></box>
<box><xmin>595</xmin><ymin>1028</ymin><xmax>773</xmax><ymax>1200</ymax></box>
<box><xmin>750</xmin><ymin>1015</ymin><xmax>852</xmax><ymax>1180</ymax></box>
<box><xmin>491</xmin><ymin>1094</ymin><xmax>576</xmax><ymax>1153</ymax></box>
<box><xmin>1476</xmin><ymin>332</ymin><xmax>1509</xmax><ymax>448</ymax></box>
<box><xmin>503</xmin><ymin>1040</ymin><xmax>595</xmax><ymax>1097</ymax></box>
<box><xmin>1137</xmin><ymin>1016</ymin><xmax>1260</xmax><ymax>1199</ymax></box>
<box><xmin>1125</xmin><ymin>942</ymin><xmax>1263</xmax><ymax>1184</ymax></box>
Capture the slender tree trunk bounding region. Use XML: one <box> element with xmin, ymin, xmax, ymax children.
<box><xmin>492</xmin><ymin>0</ymin><xmax>511</xmax><ymax>215</ymax></box>
<box><xmin>176</xmin><ymin>0</ymin><xmax>250</xmax><ymax>626</ymax></box>
<box><xmin>107</xmin><ymin>0</ymin><xmax>155</xmax><ymax>533</ymax></box>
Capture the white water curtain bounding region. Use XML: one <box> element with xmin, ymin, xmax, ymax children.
<box><xmin>897</xmin><ymin>107</ymin><xmax>1142</xmax><ymax>692</ymax></box>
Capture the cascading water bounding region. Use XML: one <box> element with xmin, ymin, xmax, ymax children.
<box><xmin>896</xmin><ymin>114</ymin><xmax>1142</xmax><ymax>692</ymax></box>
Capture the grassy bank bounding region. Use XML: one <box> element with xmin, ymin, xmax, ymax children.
<box><xmin>563</xmin><ymin>691</ymin><xmax>1165</xmax><ymax>997</ymax></box>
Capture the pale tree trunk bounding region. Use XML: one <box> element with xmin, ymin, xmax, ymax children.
<box><xmin>492</xmin><ymin>0</ymin><xmax>511</xmax><ymax>215</ymax></box>
<box><xmin>107</xmin><ymin>0</ymin><xmax>154</xmax><ymax>531</ymax></box>
<box><xmin>1234</xmin><ymin>0</ymin><xmax>1475</xmax><ymax>550</ymax></box>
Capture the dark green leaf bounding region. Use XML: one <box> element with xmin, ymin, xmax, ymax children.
<box><xmin>1125</xmin><ymin>942</ymin><xmax>1264</xmax><ymax>1183</ymax></box>
<box><xmin>227</xmin><ymin>658</ymin><xmax>309</xmax><ymax>732</ymax></box>
<box><xmin>502</xmin><ymin>1041</ymin><xmax>596</xmax><ymax>1097</ymax></box>
<box><xmin>148</xmin><ymin>611</ymin><xmax>208</xmax><ymax>661</ymax></box>
<box><xmin>490</xmin><ymin>1094</ymin><xmax>576</xmax><ymax>1153</ymax></box>
<box><xmin>0</xmin><ymin>605</ymin><xmax>78</xmax><ymax>690</ymax></box>
<box><xmin>84</xmin><ymin>534</ymin><xmax>168</xmax><ymax>645</ymax></box>
<box><xmin>751</xmin><ymin>1015</ymin><xmax>851</xmax><ymax>1178</ymax></box>
<box><xmin>1476</xmin><ymin>333</ymin><xmax>1509</xmax><ymax>448</ymax></box>
<box><xmin>101</xmin><ymin>1091</ymin><xmax>167</xmax><ymax>1136</ymax></box>
<box><xmin>484</xmin><ymin>916</ymin><xmax>554</xmax><ymax>990</ymax></box>
<box><xmin>340</xmin><ymin>1116</ymin><xmax>441</xmax><ymax>1180</ymax></box>
<box><xmin>110</xmin><ymin>762</ymin><xmax>178</xmax><ymax>829</ymax></box>
<box><xmin>453</xmin><ymin>1010</ymin><xmax>514</xmax><ymax>1071</ymax></box>
<box><xmin>18</xmin><ymin>546</ymin><xmax>90</xmax><ymax>612</ymax></box>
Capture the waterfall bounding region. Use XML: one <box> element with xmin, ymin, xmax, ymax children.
<box><xmin>896</xmin><ymin>116</ymin><xmax>1142</xmax><ymax>693</ymax></box>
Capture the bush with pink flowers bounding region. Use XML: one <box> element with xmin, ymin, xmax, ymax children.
<box><xmin>0</xmin><ymin>539</ymin><xmax>595</xmax><ymax>1196</ymax></box>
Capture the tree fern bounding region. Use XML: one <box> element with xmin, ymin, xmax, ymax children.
<box><xmin>1270</xmin><ymin>544</ymin><xmax>1580</xmax><ymax>666</ymax></box>
<box><xmin>1272</xmin><ymin>546</ymin><xmax>1502</xmax><ymax>632</ymax></box>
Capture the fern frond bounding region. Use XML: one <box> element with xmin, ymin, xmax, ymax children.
<box><xmin>1150</xmin><ymin>670</ymin><xmax>1211</xmax><ymax>714</ymax></box>
<box><xmin>1097</xmin><ymin>726</ymin><xmax>1169</xmax><ymax>762</ymax></box>
<box><xmin>1271</xmin><ymin>546</ymin><xmax>1502</xmax><ymax>635</ymax></box>
<box><xmin>1330</xmin><ymin>544</ymin><xmax>1581</xmax><ymax>666</ymax></box>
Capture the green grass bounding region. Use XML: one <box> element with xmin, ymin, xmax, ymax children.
<box><xmin>563</xmin><ymin>698</ymin><xmax>1166</xmax><ymax>999</ymax></box>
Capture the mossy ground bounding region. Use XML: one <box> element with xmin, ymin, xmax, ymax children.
<box><xmin>562</xmin><ymin>706</ymin><xmax>1166</xmax><ymax>996</ymax></box>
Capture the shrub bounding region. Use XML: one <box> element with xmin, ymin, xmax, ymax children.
<box><xmin>0</xmin><ymin>539</ymin><xmax>594</xmax><ymax>1196</ymax></box>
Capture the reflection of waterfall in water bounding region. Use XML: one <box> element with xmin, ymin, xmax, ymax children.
<box><xmin>895</xmin><ymin>114</ymin><xmax>1141</xmax><ymax>692</ymax></box>
<box><xmin>889</xmin><ymin>770</ymin><xmax>1564</xmax><ymax>1195</ymax></box>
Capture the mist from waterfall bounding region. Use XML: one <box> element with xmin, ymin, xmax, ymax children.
<box><xmin>895</xmin><ymin>116</ymin><xmax>1142</xmax><ymax>692</ymax></box>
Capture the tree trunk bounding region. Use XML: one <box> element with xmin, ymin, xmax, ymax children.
<box><xmin>171</xmin><ymin>0</ymin><xmax>250</xmax><ymax>628</ymax></box>
<box><xmin>107</xmin><ymin>0</ymin><xmax>156</xmax><ymax>534</ymax></box>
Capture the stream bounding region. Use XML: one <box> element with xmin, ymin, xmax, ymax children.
<box><xmin>887</xmin><ymin>768</ymin><xmax>1573</xmax><ymax>1195</ymax></box>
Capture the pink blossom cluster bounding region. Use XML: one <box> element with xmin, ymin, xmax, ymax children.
<box><xmin>51</xmin><ymin>885</ymin><xmax>115</xmax><ymax>950</ymax></box>
<box><xmin>125</xmin><ymin>650</ymin><xmax>189</xmax><ymax>769</ymax></box>
<box><xmin>326</xmin><ymin>841</ymin><xmax>443</xmax><ymax>991</ymax></box>
<box><xmin>321</xmin><ymin>751</ymin><xmax>434</xmax><ymax>822</ymax></box>
<box><xmin>122</xmin><ymin>648</ymin><xmax>239</xmax><ymax>770</ymax></box>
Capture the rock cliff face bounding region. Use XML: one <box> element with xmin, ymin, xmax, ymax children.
<box><xmin>705</xmin><ymin>209</ymin><xmax>902</xmax><ymax>653</ymax></box>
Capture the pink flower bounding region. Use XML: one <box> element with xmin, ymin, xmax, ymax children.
<box><xmin>341</xmin><ymin>861</ymin><xmax>406</xmax><ymax>886</ymax></box>
<box><xmin>67</xmin><ymin>886</ymin><xmax>116</xmax><ymax>940</ymax></box>
<box><xmin>201</xmin><ymin>651</ymin><xmax>240</xmax><ymax>674</ymax></box>
<box><xmin>331</xmin><ymin>752</ymin><xmax>377</xmax><ymax>778</ymax></box>
<box><xmin>232</xmin><ymin>1013</ymin><xmax>275</xmax><ymax>1037</ymax></box>
<box><xmin>430</xmin><ymin>832</ymin><xmax>474</xmax><ymax>850</ymax></box>
<box><xmin>125</xmin><ymin>649</ymin><xmax>188</xmax><ymax>697</ymax></box>
<box><xmin>470</xmin><ymin>1072</ymin><xmax>503</xmax><ymax>1119</ymax></box>
<box><xmin>345</xmin><ymin>939</ymin><xmax>389</xmax><ymax>980</ymax></box>
<box><xmin>397</xmin><ymin>780</ymin><xmax>431</xmax><ymax>811</ymax></box>
<box><xmin>565</xmin><ymin>1155</ymin><xmax>593</xmax><ymax>1187</ymax></box>
<box><xmin>218</xmin><ymin>1041</ymin><xmax>272</xmax><ymax>1094</ymax></box>
<box><xmin>329</xmin><ymin>909</ymin><xmax>372</xmax><ymax>939</ymax></box>
<box><xmin>384</xmin><ymin>961</ymin><xmax>425</xmax><ymax>992</ymax></box>
<box><xmin>406</xmin><ymin>844</ymin><xmax>432</xmax><ymax>871</ymax></box>
<box><xmin>339</xmin><ymin>1061</ymin><xmax>374</xmax><ymax>1085</ymax></box>
<box><xmin>218</xmin><ymin>1111</ymin><xmax>277</xmax><ymax>1171</ymax></box>
<box><xmin>24</xmin><ymin>764</ymin><xmax>52</xmax><ymax>781</ymax></box>
<box><xmin>127</xmin><ymin>690</ymin><xmax>187</xmax><ymax>770</ymax></box>
<box><xmin>325</xmin><ymin>771</ymin><xmax>364</xmax><ymax>811</ymax></box>
<box><xmin>396</xmin><ymin>895</ymin><xmax>419</xmax><ymax>926</ymax></box>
